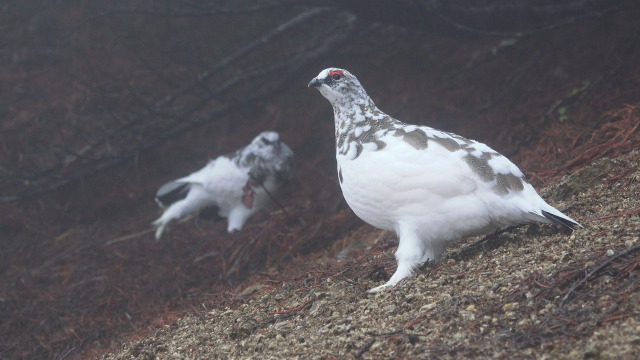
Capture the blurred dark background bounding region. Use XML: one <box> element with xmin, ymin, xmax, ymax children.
<box><xmin>1</xmin><ymin>1</ymin><xmax>639</xmax><ymax>358</ymax></box>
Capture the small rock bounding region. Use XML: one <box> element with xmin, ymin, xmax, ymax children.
<box><xmin>461</xmin><ymin>310</ymin><xmax>476</xmax><ymax>321</ymax></box>
<box><xmin>583</xmin><ymin>347</ymin><xmax>600</xmax><ymax>359</ymax></box>
<box><xmin>569</xmin><ymin>350</ymin><xmax>581</xmax><ymax>357</ymax></box>
<box><xmin>420</xmin><ymin>302</ymin><xmax>437</xmax><ymax>312</ymax></box>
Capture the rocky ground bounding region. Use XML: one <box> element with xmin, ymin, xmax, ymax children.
<box><xmin>102</xmin><ymin>152</ymin><xmax>640</xmax><ymax>359</ymax></box>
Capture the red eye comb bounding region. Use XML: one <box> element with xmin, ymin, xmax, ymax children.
<box><xmin>329</xmin><ymin>70</ymin><xmax>343</xmax><ymax>76</ymax></box>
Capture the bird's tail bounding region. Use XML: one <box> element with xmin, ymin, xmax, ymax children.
<box><xmin>541</xmin><ymin>209</ymin><xmax>582</xmax><ymax>230</ymax></box>
<box><xmin>523</xmin><ymin>204</ymin><xmax>582</xmax><ymax>231</ymax></box>
<box><xmin>156</xmin><ymin>181</ymin><xmax>189</xmax><ymax>207</ymax></box>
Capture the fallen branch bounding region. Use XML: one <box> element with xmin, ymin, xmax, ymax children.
<box><xmin>602</xmin><ymin>313</ymin><xmax>633</xmax><ymax>323</ymax></box>
<box><xmin>453</xmin><ymin>223</ymin><xmax>525</xmax><ymax>259</ymax></box>
<box><xmin>103</xmin><ymin>227</ymin><xmax>156</xmax><ymax>246</ymax></box>
<box><xmin>595</xmin><ymin>207</ymin><xmax>640</xmax><ymax>221</ymax></box>
<box><xmin>355</xmin><ymin>337</ymin><xmax>376</xmax><ymax>359</ymax></box>
<box><xmin>561</xmin><ymin>244</ymin><xmax>640</xmax><ymax>307</ymax></box>
<box><xmin>367</xmin><ymin>329</ymin><xmax>432</xmax><ymax>338</ymax></box>
<box><xmin>274</xmin><ymin>298</ymin><xmax>313</xmax><ymax>315</ymax></box>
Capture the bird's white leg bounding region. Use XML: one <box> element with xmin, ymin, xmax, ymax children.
<box><xmin>226</xmin><ymin>206</ymin><xmax>252</xmax><ymax>233</ymax></box>
<box><xmin>152</xmin><ymin>185</ymin><xmax>212</xmax><ymax>239</ymax></box>
<box><xmin>368</xmin><ymin>223</ymin><xmax>426</xmax><ymax>293</ymax></box>
<box><xmin>154</xmin><ymin>221</ymin><xmax>168</xmax><ymax>240</ymax></box>
<box><xmin>153</xmin><ymin>201</ymin><xmax>188</xmax><ymax>240</ymax></box>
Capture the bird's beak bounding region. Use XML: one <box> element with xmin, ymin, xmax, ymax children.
<box><xmin>308</xmin><ymin>78</ymin><xmax>322</xmax><ymax>88</ymax></box>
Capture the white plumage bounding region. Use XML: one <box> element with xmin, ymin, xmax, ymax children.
<box><xmin>153</xmin><ymin>131</ymin><xmax>294</xmax><ymax>240</ymax></box>
<box><xmin>309</xmin><ymin>68</ymin><xmax>581</xmax><ymax>292</ymax></box>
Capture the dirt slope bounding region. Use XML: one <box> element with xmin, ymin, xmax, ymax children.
<box><xmin>102</xmin><ymin>151</ymin><xmax>640</xmax><ymax>359</ymax></box>
<box><xmin>2</xmin><ymin>3</ymin><xmax>640</xmax><ymax>359</ymax></box>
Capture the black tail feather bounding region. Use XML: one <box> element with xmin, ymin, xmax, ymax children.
<box><xmin>541</xmin><ymin>210</ymin><xmax>580</xmax><ymax>230</ymax></box>
<box><xmin>156</xmin><ymin>181</ymin><xmax>189</xmax><ymax>207</ymax></box>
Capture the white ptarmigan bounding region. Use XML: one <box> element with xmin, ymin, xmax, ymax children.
<box><xmin>309</xmin><ymin>68</ymin><xmax>581</xmax><ymax>293</ymax></box>
<box><xmin>153</xmin><ymin>131</ymin><xmax>294</xmax><ymax>240</ymax></box>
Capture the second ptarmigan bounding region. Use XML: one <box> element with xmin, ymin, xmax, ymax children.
<box><xmin>153</xmin><ymin>131</ymin><xmax>294</xmax><ymax>240</ymax></box>
<box><xmin>309</xmin><ymin>68</ymin><xmax>581</xmax><ymax>293</ymax></box>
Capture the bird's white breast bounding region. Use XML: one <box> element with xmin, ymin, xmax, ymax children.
<box><xmin>337</xmin><ymin>137</ymin><xmax>503</xmax><ymax>240</ymax></box>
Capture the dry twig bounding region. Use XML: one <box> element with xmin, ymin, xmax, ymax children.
<box><xmin>561</xmin><ymin>244</ymin><xmax>640</xmax><ymax>307</ymax></box>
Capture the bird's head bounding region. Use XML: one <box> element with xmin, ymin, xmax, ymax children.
<box><xmin>252</xmin><ymin>131</ymin><xmax>280</xmax><ymax>148</ymax></box>
<box><xmin>308</xmin><ymin>68</ymin><xmax>368</xmax><ymax>107</ymax></box>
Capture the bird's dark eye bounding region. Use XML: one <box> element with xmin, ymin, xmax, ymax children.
<box><xmin>328</xmin><ymin>70</ymin><xmax>344</xmax><ymax>81</ymax></box>
<box><xmin>261</xmin><ymin>138</ymin><xmax>271</xmax><ymax>145</ymax></box>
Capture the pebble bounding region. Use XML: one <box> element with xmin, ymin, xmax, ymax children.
<box><xmin>502</xmin><ymin>302</ymin><xmax>519</xmax><ymax>312</ymax></box>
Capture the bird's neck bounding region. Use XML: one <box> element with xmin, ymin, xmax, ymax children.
<box><xmin>332</xmin><ymin>96</ymin><xmax>380</xmax><ymax>134</ymax></box>
<box><xmin>331</xmin><ymin>96</ymin><xmax>399</xmax><ymax>158</ymax></box>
